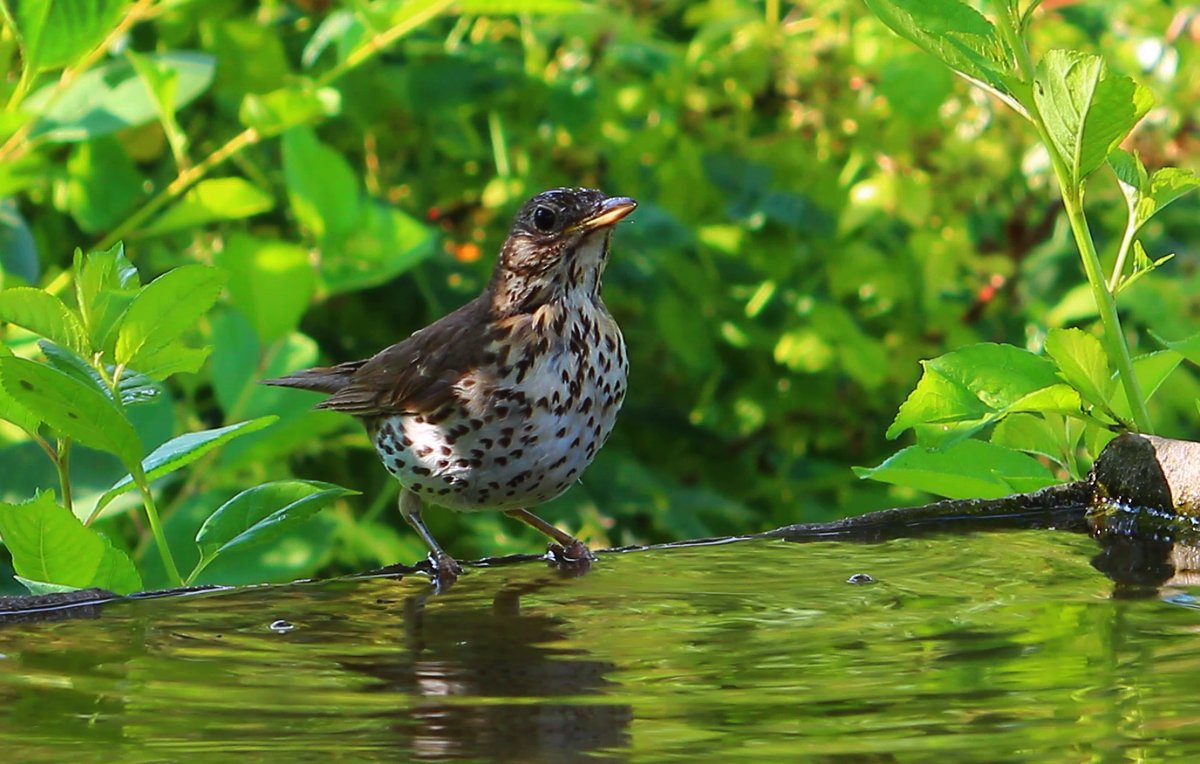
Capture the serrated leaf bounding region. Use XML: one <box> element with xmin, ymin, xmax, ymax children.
<box><xmin>854</xmin><ymin>440</ymin><xmax>1058</xmax><ymax>499</ymax></box>
<box><xmin>0</xmin><ymin>287</ymin><xmax>89</xmax><ymax>354</ymax></box>
<box><xmin>1034</xmin><ymin>50</ymin><xmax>1153</xmax><ymax>187</ymax></box>
<box><xmin>281</xmin><ymin>125</ymin><xmax>361</xmax><ymax>245</ymax></box>
<box><xmin>862</xmin><ymin>0</ymin><xmax>1012</xmax><ymax>97</ymax></box>
<box><xmin>887</xmin><ymin>343</ymin><xmax>1062</xmax><ymax>447</ymax></box>
<box><xmin>0</xmin><ymin>355</ymin><xmax>142</xmax><ymax>467</ymax></box>
<box><xmin>1044</xmin><ymin>327</ymin><xmax>1113</xmax><ymax>410</ymax></box>
<box><xmin>26</xmin><ymin>52</ymin><xmax>215</xmax><ymax>143</ymax></box>
<box><xmin>0</xmin><ymin>492</ymin><xmax>142</xmax><ymax>595</ymax></box>
<box><xmin>991</xmin><ymin>413</ymin><xmax>1070</xmax><ymax>470</ymax></box>
<box><xmin>1137</xmin><ymin>167</ymin><xmax>1200</xmax><ymax>230</ymax></box>
<box><xmin>93</xmin><ymin>416</ymin><xmax>279</xmax><ymax>516</ymax></box>
<box><xmin>132</xmin><ymin>343</ymin><xmax>211</xmax><ymax>381</ymax></box>
<box><xmin>38</xmin><ymin>340</ymin><xmax>160</xmax><ymax>406</ymax></box>
<box><xmin>195</xmin><ymin>480</ymin><xmax>357</xmax><ymax>559</ymax></box>
<box><xmin>115</xmin><ymin>264</ymin><xmax>225</xmax><ymax>367</ymax></box>
<box><xmin>139</xmin><ymin>177</ymin><xmax>275</xmax><ymax>237</ymax></box>
<box><xmin>74</xmin><ymin>243</ymin><xmax>140</xmax><ymax>352</ymax></box>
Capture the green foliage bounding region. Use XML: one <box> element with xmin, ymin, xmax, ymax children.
<box><xmin>0</xmin><ymin>0</ymin><xmax>1197</xmax><ymax>590</ymax></box>
<box><xmin>859</xmin><ymin>0</ymin><xmax>1200</xmax><ymax>493</ymax></box>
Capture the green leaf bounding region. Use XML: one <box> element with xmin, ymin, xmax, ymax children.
<box><xmin>1109</xmin><ymin>350</ymin><xmax>1183</xmax><ymax>423</ymax></box>
<box><xmin>862</xmin><ymin>0</ymin><xmax>1011</xmax><ymax>96</ymax></box>
<box><xmin>323</xmin><ymin>202</ymin><xmax>436</xmax><ymax>295</ymax></box>
<box><xmin>65</xmin><ymin>136</ymin><xmax>144</xmax><ymax>233</ymax></box>
<box><xmin>0</xmin><ymin>355</ymin><xmax>142</xmax><ymax>467</ymax></box>
<box><xmin>1157</xmin><ymin>330</ymin><xmax>1200</xmax><ymax>368</ymax></box>
<box><xmin>301</xmin><ymin>10</ymin><xmax>363</xmax><ymax>69</ymax></box>
<box><xmin>991</xmin><ymin>413</ymin><xmax>1070</xmax><ymax>470</ymax></box>
<box><xmin>1034</xmin><ymin>50</ymin><xmax>1153</xmax><ymax>187</ymax></box>
<box><xmin>887</xmin><ymin>343</ymin><xmax>1063</xmax><ymax>446</ymax></box>
<box><xmin>195</xmin><ymin>480</ymin><xmax>357</xmax><ymax>559</ymax></box>
<box><xmin>0</xmin><ymin>492</ymin><xmax>141</xmax><ymax>595</ymax></box>
<box><xmin>281</xmin><ymin>125</ymin><xmax>361</xmax><ymax>245</ymax></box>
<box><xmin>0</xmin><ymin>286</ymin><xmax>89</xmax><ymax>354</ymax></box>
<box><xmin>1044</xmin><ymin>327</ymin><xmax>1113</xmax><ymax>410</ymax></box>
<box><xmin>26</xmin><ymin>51</ymin><xmax>215</xmax><ymax>143</ymax></box>
<box><xmin>238</xmin><ymin>84</ymin><xmax>340</xmax><ymax>138</ymax></box>
<box><xmin>38</xmin><ymin>340</ymin><xmax>160</xmax><ymax>406</ymax></box>
<box><xmin>0</xmin><ymin>344</ymin><xmax>41</xmax><ymax>435</ymax></box>
<box><xmin>1108</xmin><ymin>150</ymin><xmax>1200</xmax><ymax>232</ymax></box>
<box><xmin>854</xmin><ymin>440</ymin><xmax>1058</xmax><ymax>499</ymax></box>
<box><xmin>126</xmin><ymin>48</ymin><xmax>188</xmax><ymax>161</ymax></box>
<box><xmin>0</xmin><ymin>200</ymin><xmax>38</xmax><ymax>285</ymax></box>
<box><xmin>73</xmin><ymin>243</ymin><xmax>140</xmax><ymax>353</ymax></box>
<box><xmin>115</xmin><ymin>264</ymin><xmax>225</xmax><ymax>368</ymax></box>
<box><xmin>14</xmin><ymin>0</ymin><xmax>128</xmax><ymax>74</ymax></box>
<box><xmin>139</xmin><ymin>177</ymin><xmax>275</xmax><ymax>237</ymax></box>
<box><xmin>131</xmin><ymin>343</ymin><xmax>211</xmax><ymax>381</ymax></box>
<box><xmin>93</xmin><ymin>416</ymin><xmax>279</xmax><ymax>516</ymax></box>
<box><xmin>217</xmin><ymin>234</ymin><xmax>314</xmax><ymax>343</ymax></box>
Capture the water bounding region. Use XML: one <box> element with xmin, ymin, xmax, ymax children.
<box><xmin>2</xmin><ymin>530</ymin><xmax>1200</xmax><ymax>761</ymax></box>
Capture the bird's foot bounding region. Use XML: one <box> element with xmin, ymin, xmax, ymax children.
<box><xmin>422</xmin><ymin>552</ymin><xmax>462</xmax><ymax>591</ymax></box>
<box><xmin>547</xmin><ymin>540</ymin><xmax>596</xmax><ymax>567</ymax></box>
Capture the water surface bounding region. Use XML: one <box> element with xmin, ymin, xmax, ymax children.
<box><xmin>2</xmin><ymin>531</ymin><xmax>1199</xmax><ymax>761</ymax></box>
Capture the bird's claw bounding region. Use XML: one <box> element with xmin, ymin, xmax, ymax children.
<box><xmin>547</xmin><ymin>540</ymin><xmax>596</xmax><ymax>566</ymax></box>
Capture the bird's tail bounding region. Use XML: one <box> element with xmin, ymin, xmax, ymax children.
<box><xmin>261</xmin><ymin>360</ymin><xmax>366</xmax><ymax>395</ymax></box>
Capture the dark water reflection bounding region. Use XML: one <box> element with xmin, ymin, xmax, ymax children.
<box><xmin>3</xmin><ymin>532</ymin><xmax>1200</xmax><ymax>760</ymax></box>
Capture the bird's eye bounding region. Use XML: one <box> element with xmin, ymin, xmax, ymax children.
<box><xmin>531</xmin><ymin>206</ymin><xmax>558</xmax><ymax>232</ymax></box>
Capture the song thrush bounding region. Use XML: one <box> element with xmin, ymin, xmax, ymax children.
<box><xmin>264</xmin><ymin>188</ymin><xmax>637</xmax><ymax>580</ymax></box>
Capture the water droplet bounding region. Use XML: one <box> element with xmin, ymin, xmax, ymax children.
<box><xmin>268</xmin><ymin>620</ymin><xmax>295</xmax><ymax>633</ymax></box>
<box><xmin>846</xmin><ymin>573</ymin><xmax>875</xmax><ymax>585</ymax></box>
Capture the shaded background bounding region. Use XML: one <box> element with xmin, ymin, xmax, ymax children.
<box><xmin>1</xmin><ymin>0</ymin><xmax>1198</xmax><ymax>585</ymax></box>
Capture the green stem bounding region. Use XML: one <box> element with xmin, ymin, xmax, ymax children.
<box><xmin>183</xmin><ymin>552</ymin><xmax>216</xmax><ymax>586</ymax></box>
<box><xmin>993</xmin><ymin>2</ymin><xmax>1152</xmax><ymax>433</ymax></box>
<box><xmin>133</xmin><ymin>466</ymin><xmax>181</xmax><ymax>587</ymax></box>
<box><xmin>56</xmin><ymin>438</ymin><xmax>73</xmax><ymax>514</ymax></box>
<box><xmin>1057</xmin><ymin>191</ymin><xmax>1151</xmax><ymax>431</ymax></box>
<box><xmin>1107</xmin><ymin>215</ymin><xmax>1138</xmax><ymax>292</ymax></box>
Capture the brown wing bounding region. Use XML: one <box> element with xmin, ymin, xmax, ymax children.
<box><xmin>310</xmin><ymin>296</ymin><xmax>492</xmax><ymax>417</ymax></box>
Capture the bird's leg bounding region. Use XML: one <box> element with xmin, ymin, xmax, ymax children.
<box><xmin>400</xmin><ymin>489</ymin><xmax>462</xmax><ymax>581</ymax></box>
<box><xmin>504</xmin><ymin>508</ymin><xmax>595</xmax><ymax>563</ymax></box>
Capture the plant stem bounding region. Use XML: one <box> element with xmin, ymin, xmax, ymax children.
<box><xmin>1107</xmin><ymin>215</ymin><xmax>1138</xmax><ymax>292</ymax></box>
<box><xmin>55</xmin><ymin>438</ymin><xmax>73</xmax><ymax>514</ymax></box>
<box><xmin>96</xmin><ymin>0</ymin><xmax>455</xmax><ymax>250</ymax></box>
<box><xmin>994</xmin><ymin>2</ymin><xmax>1152</xmax><ymax>433</ymax></box>
<box><xmin>133</xmin><ymin>466</ymin><xmax>181</xmax><ymax>587</ymax></box>
<box><xmin>183</xmin><ymin>553</ymin><xmax>215</xmax><ymax>586</ymax></box>
<box><xmin>0</xmin><ymin>0</ymin><xmax>160</xmax><ymax>162</ymax></box>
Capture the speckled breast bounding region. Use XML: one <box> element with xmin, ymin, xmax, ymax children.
<box><xmin>371</xmin><ymin>303</ymin><xmax>627</xmax><ymax>511</ymax></box>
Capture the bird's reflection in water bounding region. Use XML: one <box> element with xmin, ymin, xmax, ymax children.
<box><xmin>343</xmin><ymin>573</ymin><xmax>631</xmax><ymax>762</ymax></box>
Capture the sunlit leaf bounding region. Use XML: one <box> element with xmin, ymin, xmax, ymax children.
<box><xmin>115</xmin><ymin>264</ymin><xmax>225</xmax><ymax>368</ymax></box>
<box><xmin>238</xmin><ymin>85</ymin><xmax>340</xmax><ymax>138</ymax></box>
<box><xmin>14</xmin><ymin>0</ymin><xmax>128</xmax><ymax>73</ymax></box>
<box><xmin>93</xmin><ymin>416</ymin><xmax>279</xmax><ymax>516</ymax></box>
<box><xmin>38</xmin><ymin>340</ymin><xmax>160</xmax><ymax>406</ymax></box>
<box><xmin>281</xmin><ymin>125</ymin><xmax>360</xmax><ymax>245</ymax></box>
<box><xmin>74</xmin><ymin>243</ymin><xmax>140</xmax><ymax>353</ymax></box>
<box><xmin>855</xmin><ymin>440</ymin><xmax>1058</xmax><ymax>499</ymax></box>
<box><xmin>1044</xmin><ymin>327</ymin><xmax>1113</xmax><ymax>410</ymax></box>
<box><xmin>0</xmin><ymin>492</ymin><xmax>142</xmax><ymax>595</ymax></box>
<box><xmin>1034</xmin><ymin>50</ymin><xmax>1153</xmax><ymax>187</ymax></box>
<box><xmin>1108</xmin><ymin>350</ymin><xmax>1183</xmax><ymax>423</ymax></box>
<box><xmin>323</xmin><ymin>202</ymin><xmax>436</xmax><ymax>295</ymax></box>
<box><xmin>195</xmin><ymin>480</ymin><xmax>357</xmax><ymax>560</ymax></box>
<box><xmin>0</xmin><ymin>287</ymin><xmax>89</xmax><ymax>354</ymax></box>
<box><xmin>0</xmin><ymin>345</ymin><xmax>41</xmax><ymax>435</ymax></box>
<box><xmin>217</xmin><ymin>233</ymin><xmax>314</xmax><ymax>343</ymax></box>
<box><xmin>139</xmin><ymin>178</ymin><xmax>274</xmax><ymax>237</ymax></box>
<box><xmin>0</xmin><ymin>356</ymin><xmax>142</xmax><ymax>467</ymax></box>
<box><xmin>26</xmin><ymin>52</ymin><xmax>215</xmax><ymax>143</ymax></box>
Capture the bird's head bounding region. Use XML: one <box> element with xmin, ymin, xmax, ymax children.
<box><xmin>489</xmin><ymin>188</ymin><xmax>637</xmax><ymax>315</ymax></box>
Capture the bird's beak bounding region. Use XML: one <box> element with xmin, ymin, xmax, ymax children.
<box><xmin>577</xmin><ymin>196</ymin><xmax>638</xmax><ymax>230</ymax></box>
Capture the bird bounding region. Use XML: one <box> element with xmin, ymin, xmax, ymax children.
<box><xmin>264</xmin><ymin>187</ymin><xmax>637</xmax><ymax>581</ymax></box>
